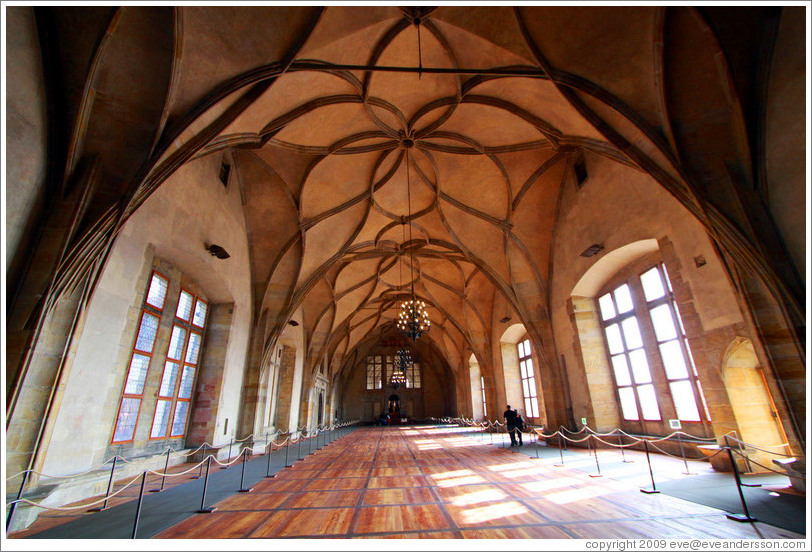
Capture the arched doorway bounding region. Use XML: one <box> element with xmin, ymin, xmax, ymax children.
<box><xmin>722</xmin><ymin>338</ymin><xmax>790</xmax><ymax>467</ymax></box>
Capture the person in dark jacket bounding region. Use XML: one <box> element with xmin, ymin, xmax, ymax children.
<box><xmin>504</xmin><ymin>405</ymin><xmax>519</xmax><ymax>446</ymax></box>
<box><xmin>513</xmin><ymin>409</ymin><xmax>524</xmax><ymax>445</ymax></box>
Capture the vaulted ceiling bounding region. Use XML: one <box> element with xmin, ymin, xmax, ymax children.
<box><xmin>32</xmin><ymin>5</ymin><xmax>800</xmax><ymax>387</ymax></box>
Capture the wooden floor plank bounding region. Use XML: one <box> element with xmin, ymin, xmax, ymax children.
<box><xmin>142</xmin><ymin>426</ymin><xmax>805</xmax><ymax>540</ymax></box>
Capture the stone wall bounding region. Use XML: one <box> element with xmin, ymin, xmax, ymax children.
<box><xmin>547</xmin><ymin>152</ymin><xmax>799</xmax><ymax>449</ymax></box>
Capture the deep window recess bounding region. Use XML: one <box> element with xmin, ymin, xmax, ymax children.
<box><xmin>404</xmin><ymin>361</ymin><xmax>421</xmax><ymax>389</ymax></box>
<box><xmin>599</xmin><ymin>283</ymin><xmax>661</xmax><ymax>421</ymax></box>
<box><xmin>218</xmin><ymin>160</ymin><xmax>231</xmax><ymax>187</ymax></box>
<box><xmin>368</xmin><ymin>354</ymin><xmax>422</xmax><ymax>389</ymax></box>
<box><xmin>112</xmin><ymin>272</ymin><xmax>168</xmax><ymax>443</ymax></box>
<box><xmin>366</xmin><ymin>356</ymin><xmax>383</xmax><ymax>390</ymax></box>
<box><xmin>518</xmin><ymin>339</ymin><xmax>540</xmax><ymax>418</ymax></box>
<box><xmin>574</xmin><ymin>158</ymin><xmax>588</xmax><ymax>187</ymax></box>
<box><xmin>640</xmin><ymin>264</ymin><xmax>711</xmax><ymax>422</ymax></box>
<box><xmin>151</xmin><ymin>290</ymin><xmax>208</xmax><ymax>438</ymax></box>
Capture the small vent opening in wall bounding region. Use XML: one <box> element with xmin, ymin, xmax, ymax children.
<box><xmin>574</xmin><ymin>159</ymin><xmax>588</xmax><ymax>187</ymax></box>
<box><xmin>219</xmin><ymin>160</ymin><xmax>231</xmax><ymax>187</ymax></box>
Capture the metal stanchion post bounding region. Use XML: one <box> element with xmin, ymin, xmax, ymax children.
<box><xmin>150</xmin><ymin>447</ymin><xmax>171</xmax><ymax>492</ymax></box>
<box><xmin>266</xmin><ymin>440</ymin><xmax>276</xmax><ymax>478</ymax></box>
<box><xmin>725</xmin><ymin>447</ymin><xmax>757</xmax><ymax>522</ymax></box>
<box><xmin>6</xmin><ymin>469</ymin><xmax>31</xmax><ymax>530</ymax></box>
<box><xmin>221</xmin><ymin>439</ymin><xmax>234</xmax><ymax>469</ymax></box>
<box><xmin>677</xmin><ymin>433</ymin><xmax>693</xmax><ymax>475</ymax></box>
<box><xmin>131</xmin><ymin>471</ymin><xmax>147</xmax><ymax>539</ymax></box>
<box><xmin>238</xmin><ymin>448</ymin><xmax>253</xmax><ymax>492</ymax></box>
<box><xmin>197</xmin><ymin>456</ymin><xmax>216</xmax><ymax>513</ymax></box>
<box><xmin>555</xmin><ymin>433</ymin><xmax>565</xmax><ymax>467</ymax></box>
<box><xmin>191</xmin><ymin>444</ymin><xmax>207</xmax><ymax>479</ymax></box>
<box><xmin>298</xmin><ymin>432</ymin><xmax>303</xmax><ymax>460</ymax></box>
<box><xmin>723</xmin><ymin>435</ymin><xmax>760</xmax><ymax>487</ymax></box>
<box><xmin>285</xmin><ymin>437</ymin><xmax>291</xmax><ymax>467</ymax></box>
<box><xmin>89</xmin><ymin>456</ymin><xmax>117</xmax><ymax>511</ymax></box>
<box><xmin>535</xmin><ymin>431</ymin><xmax>540</xmax><ymax>458</ymax></box>
<box><xmin>640</xmin><ymin>440</ymin><xmax>660</xmax><ymax>494</ymax></box>
<box><xmin>589</xmin><ymin>435</ymin><xmax>603</xmax><ymax>477</ymax></box>
<box><xmin>619</xmin><ymin>434</ymin><xmax>631</xmax><ymax>463</ymax></box>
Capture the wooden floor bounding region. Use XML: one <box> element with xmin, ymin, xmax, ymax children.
<box><xmin>151</xmin><ymin>425</ymin><xmax>801</xmax><ymax>540</ymax></box>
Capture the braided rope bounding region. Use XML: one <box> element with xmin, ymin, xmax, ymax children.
<box><xmin>591</xmin><ymin>434</ymin><xmax>645</xmax><ymax>448</ymax></box>
<box><xmin>8</xmin><ymin>472</ymin><xmax>143</xmax><ymax>511</ymax></box>
<box><xmin>728</xmin><ymin>447</ymin><xmax>804</xmax><ymax>477</ymax></box>
<box><xmin>143</xmin><ymin>458</ymin><xmax>208</xmax><ymax>478</ymax></box>
<box><xmin>209</xmin><ymin>452</ymin><xmax>246</xmax><ymax>468</ymax></box>
<box><xmin>561</xmin><ymin>426</ymin><xmax>588</xmax><ymax>435</ymax></box>
<box><xmin>171</xmin><ymin>442</ymin><xmax>213</xmax><ymax>457</ymax></box>
<box><xmin>724</xmin><ymin>436</ymin><xmax>795</xmax><ymax>457</ymax></box>
<box><xmin>6</xmin><ymin>457</ymin><xmax>116</xmax><ymax>482</ymax></box>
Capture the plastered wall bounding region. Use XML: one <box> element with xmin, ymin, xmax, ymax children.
<box><xmin>38</xmin><ymin>155</ymin><xmax>252</xmax><ymax>475</ymax></box>
<box><xmin>549</xmin><ymin>154</ymin><xmax>746</xmax><ymax>433</ymax></box>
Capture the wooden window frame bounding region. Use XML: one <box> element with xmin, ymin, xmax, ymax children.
<box><xmin>112</xmin><ymin>271</ymin><xmax>166</xmax><ymax>444</ymax></box>
<box><xmin>640</xmin><ymin>263</ymin><xmax>711</xmax><ymax>425</ymax></box>
<box><xmin>600</xmin><ymin>282</ymin><xmax>662</xmax><ymax>422</ymax></box>
<box><xmin>366</xmin><ymin>356</ymin><xmax>382</xmax><ymax>390</ymax></box>
<box><xmin>518</xmin><ymin>338</ymin><xmax>540</xmax><ymax>418</ymax></box>
<box><xmin>150</xmin><ymin>297</ymin><xmax>206</xmax><ymax>440</ymax></box>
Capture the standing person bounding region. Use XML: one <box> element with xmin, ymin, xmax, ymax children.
<box><xmin>514</xmin><ymin>409</ymin><xmax>524</xmax><ymax>446</ymax></box>
<box><xmin>504</xmin><ymin>405</ymin><xmax>518</xmax><ymax>446</ymax></box>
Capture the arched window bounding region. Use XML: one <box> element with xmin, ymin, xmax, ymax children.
<box><xmin>112</xmin><ymin>270</ymin><xmax>209</xmax><ymax>443</ymax></box>
<box><xmin>518</xmin><ymin>338</ymin><xmax>540</xmax><ymax>418</ymax></box>
<box><xmin>599</xmin><ymin>263</ymin><xmax>710</xmax><ymax>424</ymax></box>
<box><xmin>366</xmin><ymin>356</ymin><xmax>383</xmax><ymax>389</ymax></box>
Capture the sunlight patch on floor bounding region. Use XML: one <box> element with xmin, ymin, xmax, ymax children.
<box><xmin>460</xmin><ymin>501</ymin><xmax>528</xmax><ymax>525</ymax></box>
<box><xmin>451</xmin><ymin>488</ymin><xmax>508</xmax><ymax>506</ymax></box>
<box><xmin>520</xmin><ymin>476</ymin><xmax>581</xmax><ymax>493</ymax></box>
<box><xmin>486</xmin><ymin>461</ymin><xmax>534</xmax><ymax>472</ymax></box>
<box><xmin>545</xmin><ymin>484</ymin><xmax>610</xmax><ymax>504</ymax></box>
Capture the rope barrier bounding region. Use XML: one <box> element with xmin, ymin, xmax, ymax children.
<box><xmin>729</xmin><ymin>447</ymin><xmax>803</xmax><ymax>477</ymax></box>
<box><xmin>7</xmin><ymin>472</ymin><xmax>144</xmax><ymax>512</ymax></box>
<box><xmin>591</xmin><ymin>434</ymin><xmax>645</xmax><ymax>448</ymax></box>
<box><xmin>723</xmin><ymin>436</ymin><xmax>796</xmax><ymax>457</ymax></box>
<box><xmin>5</xmin><ymin>457</ymin><xmax>116</xmax><ymax>482</ymax></box>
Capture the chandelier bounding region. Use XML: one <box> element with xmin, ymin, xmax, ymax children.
<box><xmin>390</xmin><ymin>348</ymin><xmax>411</xmax><ymax>389</ymax></box>
<box><xmin>396</xmin><ymin>347</ymin><xmax>412</xmax><ymax>371</ymax></box>
<box><xmin>397</xmin><ymin>299</ymin><xmax>430</xmax><ymax>340</ymax></box>
<box><xmin>397</xmin><ymin>148</ymin><xmax>431</xmax><ymax>341</ymax></box>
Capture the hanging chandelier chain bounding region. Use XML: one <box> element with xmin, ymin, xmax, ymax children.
<box><xmin>407</xmin><ymin>150</ymin><xmax>414</xmax><ymax>297</ymax></box>
<box><xmin>396</xmin><ymin>132</ymin><xmax>430</xmax><ymax>341</ymax></box>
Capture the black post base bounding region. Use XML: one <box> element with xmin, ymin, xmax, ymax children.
<box><xmin>148</xmin><ymin>488</ymin><xmax>165</xmax><ymax>493</ymax></box>
<box><xmin>640</xmin><ymin>488</ymin><xmax>660</xmax><ymax>494</ymax></box>
<box><xmin>726</xmin><ymin>513</ymin><xmax>757</xmax><ymax>523</ymax></box>
<box><xmin>197</xmin><ymin>507</ymin><xmax>217</xmax><ymax>514</ymax></box>
<box><xmin>238</xmin><ymin>488</ymin><xmax>253</xmax><ymax>493</ymax></box>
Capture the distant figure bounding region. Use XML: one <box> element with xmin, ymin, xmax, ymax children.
<box><xmin>504</xmin><ymin>405</ymin><xmax>519</xmax><ymax>446</ymax></box>
<box><xmin>513</xmin><ymin>409</ymin><xmax>525</xmax><ymax>445</ymax></box>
